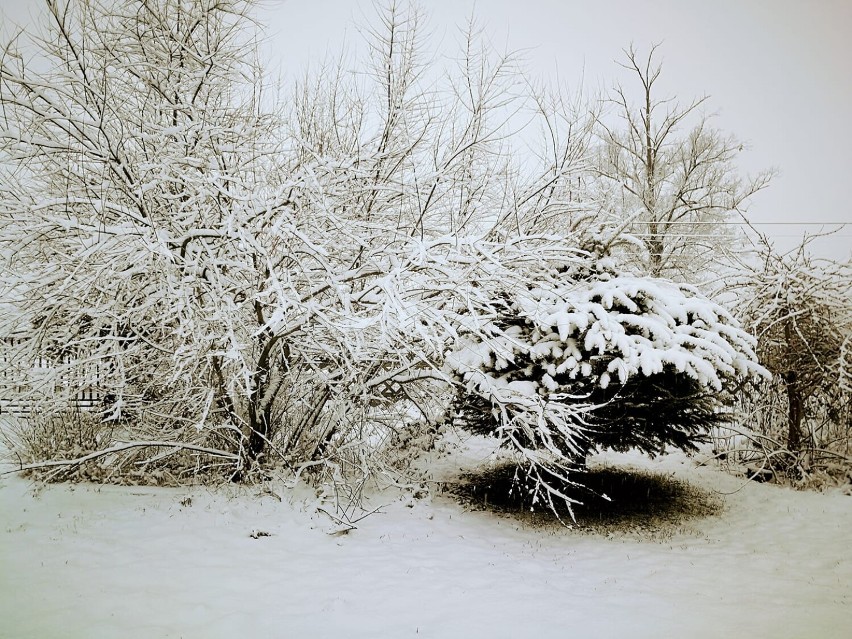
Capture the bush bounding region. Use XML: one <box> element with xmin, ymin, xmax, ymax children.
<box><xmin>1</xmin><ymin>410</ymin><xmax>113</xmax><ymax>481</ymax></box>
<box><xmin>727</xmin><ymin>241</ymin><xmax>852</xmax><ymax>483</ymax></box>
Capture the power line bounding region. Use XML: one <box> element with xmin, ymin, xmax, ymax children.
<box><xmin>629</xmin><ymin>233</ymin><xmax>852</xmax><ymax>239</ymax></box>
<box><xmin>623</xmin><ymin>221</ymin><xmax>849</xmax><ymax>226</ymax></box>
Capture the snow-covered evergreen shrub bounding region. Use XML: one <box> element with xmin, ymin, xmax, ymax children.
<box><xmin>447</xmin><ymin>270</ymin><xmax>767</xmax><ymax>486</ymax></box>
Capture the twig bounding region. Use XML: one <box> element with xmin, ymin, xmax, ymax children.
<box><xmin>316</xmin><ymin>502</ymin><xmax>387</xmax><ymax>533</ymax></box>
<box><xmin>344</xmin><ymin>502</ymin><xmax>388</xmax><ymax>525</ymax></box>
<box><xmin>316</xmin><ymin>507</ymin><xmax>358</xmax><ymax>533</ymax></box>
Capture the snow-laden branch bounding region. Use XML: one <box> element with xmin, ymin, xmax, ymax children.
<box><xmin>1</xmin><ymin>440</ymin><xmax>240</xmax><ymax>476</ymax></box>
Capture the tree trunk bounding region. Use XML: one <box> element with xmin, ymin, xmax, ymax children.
<box><xmin>246</xmin><ymin>396</ymin><xmax>271</xmax><ymax>463</ymax></box>
<box><xmin>244</xmin><ymin>338</ymin><xmax>287</xmax><ymax>469</ymax></box>
<box><xmin>647</xmin><ymin>231</ymin><xmax>664</xmax><ymax>276</ymax></box>
<box><xmin>644</xmin><ymin>77</ymin><xmax>662</xmax><ymax>277</ymax></box>
<box><xmin>781</xmin><ymin>318</ymin><xmax>804</xmax><ymax>452</ymax></box>
<box><xmin>783</xmin><ymin>370</ymin><xmax>804</xmax><ymax>452</ymax></box>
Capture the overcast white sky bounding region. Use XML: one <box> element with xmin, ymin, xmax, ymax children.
<box><xmin>2</xmin><ymin>0</ymin><xmax>850</xmax><ymax>261</ymax></box>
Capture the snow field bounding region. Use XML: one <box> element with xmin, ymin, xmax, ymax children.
<box><xmin>1</xmin><ymin>445</ymin><xmax>850</xmax><ymax>639</ymax></box>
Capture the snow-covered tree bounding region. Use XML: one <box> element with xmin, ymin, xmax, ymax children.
<box><xmin>593</xmin><ymin>44</ymin><xmax>772</xmax><ymax>281</ymax></box>
<box><xmin>0</xmin><ymin>0</ymin><xmax>303</xmax><ymax>470</ymax></box>
<box><xmin>732</xmin><ymin>238</ymin><xmax>851</xmax><ymax>471</ymax></box>
<box><xmin>0</xmin><ymin>0</ymin><xmax>595</xmax><ymax>484</ymax></box>
<box><xmin>447</xmin><ymin>263</ymin><xmax>766</xmax><ymax>507</ymax></box>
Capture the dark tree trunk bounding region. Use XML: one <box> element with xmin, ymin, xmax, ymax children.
<box><xmin>243</xmin><ymin>337</ymin><xmax>288</xmax><ymax>471</ymax></box>
<box><xmin>783</xmin><ymin>370</ymin><xmax>804</xmax><ymax>452</ymax></box>
<box><xmin>246</xmin><ymin>396</ymin><xmax>271</xmax><ymax>463</ymax></box>
<box><xmin>781</xmin><ymin>318</ymin><xmax>805</xmax><ymax>453</ymax></box>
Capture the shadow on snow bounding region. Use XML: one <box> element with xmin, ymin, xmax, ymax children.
<box><xmin>448</xmin><ymin>461</ymin><xmax>723</xmax><ymax>534</ymax></box>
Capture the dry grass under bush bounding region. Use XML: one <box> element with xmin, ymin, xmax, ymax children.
<box><xmin>449</xmin><ymin>461</ymin><xmax>723</xmax><ymax>535</ymax></box>
<box><xmin>710</xmin><ymin>424</ymin><xmax>852</xmax><ymax>492</ymax></box>
<box><xmin>1</xmin><ymin>411</ymin><xmax>111</xmax><ymax>474</ymax></box>
<box><xmin>0</xmin><ymin>411</ymin><xmax>239</xmax><ymax>485</ymax></box>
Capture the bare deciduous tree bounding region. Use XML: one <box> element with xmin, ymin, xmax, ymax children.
<box><xmin>593</xmin><ymin>44</ymin><xmax>772</xmax><ymax>280</ymax></box>
<box><xmin>0</xmin><ymin>0</ymin><xmax>594</xmax><ymax>488</ymax></box>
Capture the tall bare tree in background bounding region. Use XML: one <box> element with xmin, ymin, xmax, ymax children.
<box><xmin>593</xmin><ymin>44</ymin><xmax>772</xmax><ymax>281</ymax></box>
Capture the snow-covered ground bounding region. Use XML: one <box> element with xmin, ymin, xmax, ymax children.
<box><xmin>1</xmin><ymin>434</ymin><xmax>850</xmax><ymax>639</ymax></box>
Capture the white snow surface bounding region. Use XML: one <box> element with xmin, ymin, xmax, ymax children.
<box><xmin>1</xmin><ymin>435</ymin><xmax>850</xmax><ymax>638</ymax></box>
